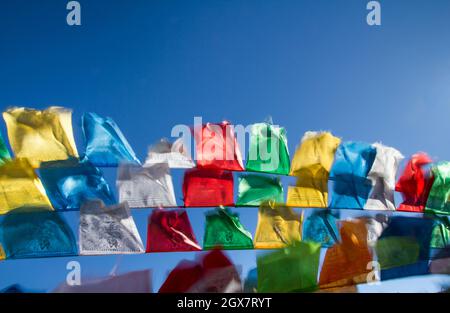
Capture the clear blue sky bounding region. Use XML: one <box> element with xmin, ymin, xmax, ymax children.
<box><xmin>1</xmin><ymin>0</ymin><xmax>450</xmax><ymax>292</ymax></box>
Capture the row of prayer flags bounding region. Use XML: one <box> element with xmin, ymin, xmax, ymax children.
<box><xmin>1</xmin><ymin>106</ymin><xmax>450</xmax><ymax>215</ymax></box>
<box><xmin>1</xmin><ymin>202</ymin><xmax>448</xmax><ymax>259</ymax></box>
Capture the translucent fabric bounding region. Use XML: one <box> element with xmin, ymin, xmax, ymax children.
<box><xmin>257</xmin><ymin>242</ymin><xmax>321</xmax><ymax>293</ymax></box>
<box><xmin>287</xmin><ymin>131</ymin><xmax>341</xmax><ymax>207</ymax></box>
<box><xmin>375</xmin><ymin>216</ymin><xmax>434</xmax><ymax>270</ymax></box>
<box><xmin>0</xmin><ymin>210</ymin><xmax>76</xmax><ymax>259</ymax></box>
<box><xmin>0</xmin><ymin>133</ymin><xmax>11</xmax><ymax>165</ymax></box>
<box><xmin>53</xmin><ymin>270</ymin><xmax>152</xmax><ymax>293</ymax></box>
<box><xmin>329</xmin><ymin>142</ymin><xmax>377</xmax><ymax>209</ymax></box>
<box><xmin>302</xmin><ymin>211</ymin><xmax>340</xmax><ymax>247</ymax></box>
<box><xmin>0</xmin><ymin>158</ymin><xmax>53</xmax><ymax>215</ymax></box>
<box><xmin>430</xmin><ymin>218</ymin><xmax>450</xmax><ymax>249</ymax></box>
<box><xmin>159</xmin><ymin>249</ymin><xmax>242</xmax><ymax>293</ymax></box>
<box><xmin>117</xmin><ymin>163</ymin><xmax>177</xmax><ymax>208</ymax></box>
<box><xmin>380</xmin><ymin>261</ymin><xmax>429</xmax><ymax>281</ymax></box>
<box><xmin>203</xmin><ymin>207</ymin><xmax>253</xmax><ymax>250</ymax></box>
<box><xmin>245</xmin><ymin>122</ymin><xmax>290</xmax><ymax>175</ymax></box>
<box><xmin>426</xmin><ymin>162</ymin><xmax>450</xmax><ymax>215</ymax></box>
<box><xmin>144</xmin><ymin>138</ymin><xmax>194</xmax><ymax>168</ymax></box>
<box><xmin>146</xmin><ymin>209</ymin><xmax>201</xmax><ymax>252</ymax></box>
<box><xmin>81</xmin><ymin>112</ymin><xmax>140</xmax><ymax>167</ymax></box>
<box><xmin>183</xmin><ymin>169</ymin><xmax>234</xmax><ymax>207</ymax></box>
<box><xmin>3</xmin><ymin>107</ymin><xmax>78</xmax><ymax>167</ymax></box>
<box><xmin>193</xmin><ymin>121</ymin><xmax>244</xmax><ymax>171</ymax></box>
<box><xmin>236</xmin><ymin>174</ymin><xmax>283</xmax><ymax>207</ymax></box>
<box><xmin>39</xmin><ymin>158</ymin><xmax>115</xmax><ymax>211</ymax></box>
<box><xmin>254</xmin><ymin>202</ymin><xmax>302</xmax><ymax>249</ymax></box>
<box><xmin>319</xmin><ymin>219</ymin><xmax>374</xmax><ymax>289</ymax></box>
<box><xmin>0</xmin><ymin>244</ymin><xmax>5</xmax><ymax>260</ymax></box>
<box><xmin>364</xmin><ymin>143</ymin><xmax>404</xmax><ymax>211</ymax></box>
<box><xmin>396</xmin><ymin>153</ymin><xmax>434</xmax><ymax>213</ymax></box>
<box><xmin>79</xmin><ymin>200</ymin><xmax>144</xmax><ymax>255</ymax></box>
<box><xmin>376</xmin><ymin>237</ymin><xmax>421</xmax><ymax>269</ymax></box>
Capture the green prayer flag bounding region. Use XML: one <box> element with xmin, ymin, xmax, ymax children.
<box><xmin>376</xmin><ymin>236</ymin><xmax>420</xmax><ymax>270</ymax></box>
<box><xmin>0</xmin><ymin>133</ymin><xmax>11</xmax><ymax>165</ymax></box>
<box><xmin>236</xmin><ymin>174</ymin><xmax>284</xmax><ymax>207</ymax></box>
<box><xmin>257</xmin><ymin>241</ymin><xmax>321</xmax><ymax>293</ymax></box>
<box><xmin>425</xmin><ymin>162</ymin><xmax>450</xmax><ymax>215</ymax></box>
<box><xmin>430</xmin><ymin>220</ymin><xmax>450</xmax><ymax>249</ymax></box>
<box><xmin>245</xmin><ymin>122</ymin><xmax>290</xmax><ymax>175</ymax></box>
<box><xmin>203</xmin><ymin>207</ymin><xmax>253</xmax><ymax>250</ymax></box>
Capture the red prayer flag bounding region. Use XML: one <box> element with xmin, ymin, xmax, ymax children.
<box><xmin>193</xmin><ymin>121</ymin><xmax>244</xmax><ymax>171</ymax></box>
<box><xmin>146</xmin><ymin>209</ymin><xmax>201</xmax><ymax>253</ymax></box>
<box><xmin>159</xmin><ymin>249</ymin><xmax>240</xmax><ymax>293</ymax></box>
<box><xmin>395</xmin><ymin>153</ymin><xmax>434</xmax><ymax>213</ymax></box>
<box><xmin>183</xmin><ymin>169</ymin><xmax>234</xmax><ymax>207</ymax></box>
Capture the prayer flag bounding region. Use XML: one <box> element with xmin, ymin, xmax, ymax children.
<box><xmin>236</xmin><ymin>174</ymin><xmax>283</xmax><ymax>207</ymax></box>
<box><xmin>254</xmin><ymin>202</ymin><xmax>302</xmax><ymax>249</ymax></box>
<box><xmin>79</xmin><ymin>200</ymin><xmax>144</xmax><ymax>255</ymax></box>
<box><xmin>146</xmin><ymin>209</ymin><xmax>201</xmax><ymax>252</ymax></box>
<box><xmin>288</xmin><ymin>131</ymin><xmax>340</xmax><ymax>207</ymax></box>
<box><xmin>245</xmin><ymin>122</ymin><xmax>290</xmax><ymax>175</ymax></box>
<box><xmin>81</xmin><ymin>112</ymin><xmax>140</xmax><ymax>166</ymax></box>
<box><xmin>183</xmin><ymin>169</ymin><xmax>234</xmax><ymax>207</ymax></box>
<box><xmin>203</xmin><ymin>207</ymin><xmax>253</xmax><ymax>250</ymax></box>
<box><xmin>329</xmin><ymin>142</ymin><xmax>376</xmax><ymax>209</ymax></box>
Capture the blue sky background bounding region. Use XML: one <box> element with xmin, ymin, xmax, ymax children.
<box><xmin>1</xmin><ymin>0</ymin><xmax>450</xmax><ymax>292</ymax></box>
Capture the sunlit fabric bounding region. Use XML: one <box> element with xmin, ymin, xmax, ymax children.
<box><xmin>257</xmin><ymin>242</ymin><xmax>321</xmax><ymax>292</ymax></box>
<box><xmin>364</xmin><ymin>143</ymin><xmax>404</xmax><ymax>211</ymax></box>
<box><xmin>380</xmin><ymin>261</ymin><xmax>429</xmax><ymax>281</ymax></box>
<box><xmin>53</xmin><ymin>270</ymin><xmax>152</xmax><ymax>293</ymax></box>
<box><xmin>146</xmin><ymin>209</ymin><xmax>201</xmax><ymax>252</ymax></box>
<box><xmin>117</xmin><ymin>163</ymin><xmax>177</xmax><ymax>208</ymax></box>
<box><xmin>193</xmin><ymin>121</ymin><xmax>244</xmax><ymax>171</ymax></box>
<box><xmin>288</xmin><ymin>131</ymin><xmax>340</xmax><ymax>207</ymax></box>
<box><xmin>426</xmin><ymin>162</ymin><xmax>450</xmax><ymax>215</ymax></box>
<box><xmin>79</xmin><ymin>200</ymin><xmax>144</xmax><ymax>255</ymax></box>
<box><xmin>430</xmin><ymin>218</ymin><xmax>450</xmax><ymax>249</ymax></box>
<box><xmin>39</xmin><ymin>158</ymin><xmax>115</xmax><ymax>210</ymax></box>
<box><xmin>396</xmin><ymin>153</ymin><xmax>434</xmax><ymax>213</ymax></box>
<box><xmin>0</xmin><ymin>158</ymin><xmax>53</xmax><ymax>215</ymax></box>
<box><xmin>144</xmin><ymin>138</ymin><xmax>194</xmax><ymax>168</ymax></box>
<box><xmin>0</xmin><ymin>244</ymin><xmax>6</xmax><ymax>260</ymax></box>
<box><xmin>159</xmin><ymin>249</ymin><xmax>242</xmax><ymax>293</ymax></box>
<box><xmin>254</xmin><ymin>202</ymin><xmax>302</xmax><ymax>249</ymax></box>
<box><xmin>203</xmin><ymin>207</ymin><xmax>253</xmax><ymax>250</ymax></box>
<box><xmin>376</xmin><ymin>216</ymin><xmax>434</xmax><ymax>270</ymax></box>
<box><xmin>319</xmin><ymin>219</ymin><xmax>374</xmax><ymax>289</ymax></box>
<box><xmin>3</xmin><ymin>107</ymin><xmax>78</xmax><ymax>167</ymax></box>
<box><xmin>329</xmin><ymin>142</ymin><xmax>377</xmax><ymax>209</ymax></box>
<box><xmin>302</xmin><ymin>211</ymin><xmax>340</xmax><ymax>247</ymax></box>
<box><xmin>81</xmin><ymin>112</ymin><xmax>141</xmax><ymax>167</ymax></box>
<box><xmin>376</xmin><ymin>237</ymin><xmax>421</xmax><ymax>269</ymax></box>
<box><xmin>245</xmin><ymin>122</ymin><xmax>290</xmax><ymax>175</ymax></box>
<box><xmin>0</xmin><ymin>210</ymin><xmax>76</xmax><ymax>259</ymax></box>
<box><xmin>236</xmin><ymin>174</ymin><xmax>283</xmax><ymax>207</ymax></box>
<box><xmin>0</xmin><ymin>133</ymin><xmax>11</xmax><ymax>165</ymax></box>
<box><xmin>183</xmin><ymin>169</ymin><xmax>234</xmax><ymax>207</ymax></box>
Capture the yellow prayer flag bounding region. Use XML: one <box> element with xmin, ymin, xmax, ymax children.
<box><xmin>0</xmin><ymin>244</ymin><xmax>5</xmax><ymax>261</ymax></box>
<box><xmin>254</xmin><ymin>202</ymin><xmax>303</xmax><ymax>249</ymax></box>
<box><xmin>0</xmin><ymin>159</ymin><xmax>53</xmax><ymax>215</ymax></box>
<box><xmin>288</xmin><ymin>131</ymin><xmax>341</xmax><ymax>207</ymax></box>
<box><xmin>3</xmin><ymin>107</ymin><xmax>78</xmax><ymax>167</ymax></box>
